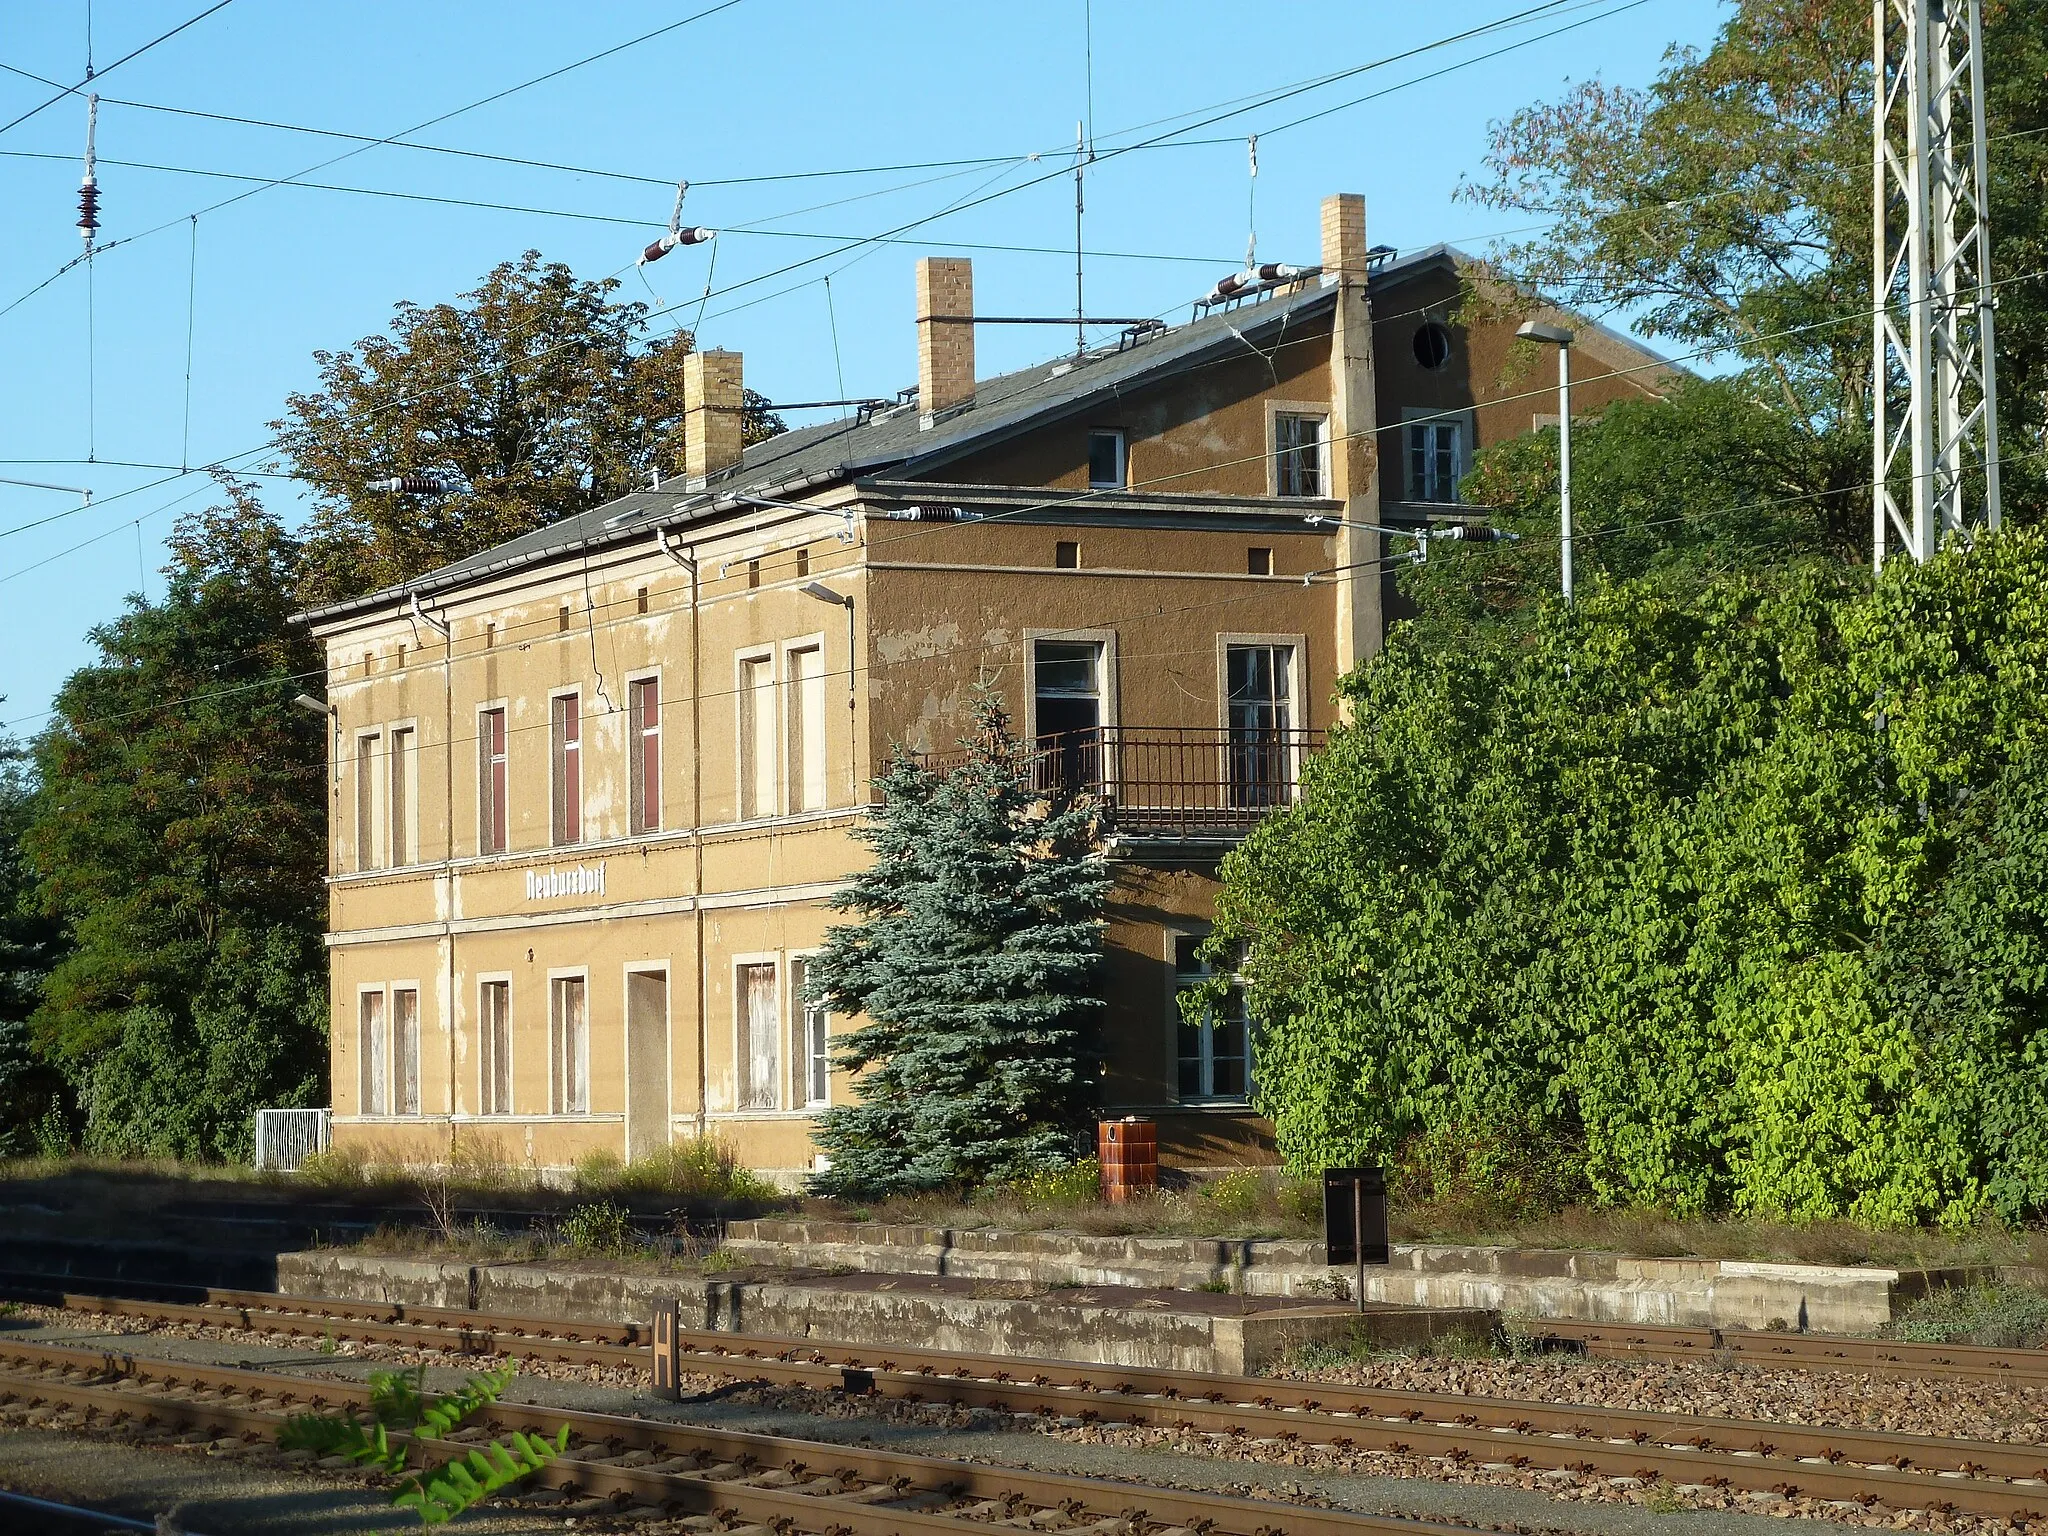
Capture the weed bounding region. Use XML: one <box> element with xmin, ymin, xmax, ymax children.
<box><xmin>572</xmin><ymin>1139</ymin><xmax>781</xmax><ymax>1206</ymax></box>
<box><xmin>1644</xmin><ymin>1480</ymin><xmax>1687</xmax><ymax>1515</ymax></box>
<box><xmin>1888</xmin><ymin>1282</ymin><xmax>2048</xmax><ymax>1349</ymax></box>
<box><xmin>319</xmin><ymin>1327</ymin><xmax>337</xmax><ymax>1356</ymax></box>
<box><xmin>297</xmin><ymin>1145</ymin><xmax>371</xmax><ymax>1189</ymax></box>
<box><xmin>560</xmin><ymin>1199</ymin><xmax>633</xmax><ymax>1258</ymax></box>
<box><xmin>1198</xmin><ymin>1277</ymin><xmax>1234</xmax><ymax>1294</ymax></box>
<box><xmin>700</xmin><ymin>1247</ymin><xmax>744</xmax><ymax>1274</ymax></box>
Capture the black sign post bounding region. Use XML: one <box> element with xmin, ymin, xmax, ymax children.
<box><xmin>1323</xmin><ymin>1166</ymin><xmax>1389</xmax><ymax>1312</ymax></box>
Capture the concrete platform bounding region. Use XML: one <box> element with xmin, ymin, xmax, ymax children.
<box><xmin>273</xmin><ymin>1250</ymin><xmax>1492</xmax><ymax>1374</ymax></box>
<box><xmin>720</xmin><ymin>1220</ymin><xmax>1981</xmax><ymax>1333</ymax></box>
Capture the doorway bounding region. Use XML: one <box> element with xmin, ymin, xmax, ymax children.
<box><xmin>625</xmin><ymin>969</ymin><xmax>670</xmax><ymax>1163</ymax></box>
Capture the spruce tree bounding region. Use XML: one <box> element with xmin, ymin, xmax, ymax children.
<box><xmin>805</xmin><ymin>690</ymin><xmax>1109</xmax><ymax>1197</ymax></box>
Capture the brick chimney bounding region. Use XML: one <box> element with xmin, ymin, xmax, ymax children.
<box><xmin>683</xmin><ymin>348</ymin><xmax>744</xmax><ymax>488</ymax></box>
<box><xmin>1321</xmin><ymin>191</ymin><xmax>1367</xmax><ymax>279</ymax></box>
<box><xmin>915</xmin><ymin>257</ymin><xmax>975</xmax><ymax>428</ymax></box>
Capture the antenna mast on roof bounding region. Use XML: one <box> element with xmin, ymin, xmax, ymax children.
<box><xmin>1074</xmin><ymin>0</ymin><xmax>1095</xmax><ymax>358</ymax></box>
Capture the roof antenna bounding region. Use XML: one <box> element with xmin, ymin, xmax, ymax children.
<box><xmin>1074</xmin><ymin>0</ymin><xmax>1094</xmax><ymax>358</ymax></box>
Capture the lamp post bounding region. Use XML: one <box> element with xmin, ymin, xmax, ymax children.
<box><xmin>1516</xmin><ymin>321</ymin><xmax>1575</xmax><ymax>604</ymax></box>
<box><xmin>801</xmin><ymin>580</ymin><xmax>858</xmax><ymax>804</ymax></box>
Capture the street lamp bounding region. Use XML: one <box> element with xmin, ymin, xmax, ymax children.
<box><xmin>1516</xmin><ymin>320</ymin><xmax>1575</xmax><ymax>604</ymax></box>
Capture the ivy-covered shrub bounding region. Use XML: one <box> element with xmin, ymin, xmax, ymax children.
<box><xmin>1213</xmin><ymin>527</ymin><xmax>2048</xmax><ymax>1227</ymax></box>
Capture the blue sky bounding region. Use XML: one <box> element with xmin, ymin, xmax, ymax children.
<box><xmin>0</xmin><ymin>0</ymin><xmax>1726</xmax><ymax>727</ymax></box>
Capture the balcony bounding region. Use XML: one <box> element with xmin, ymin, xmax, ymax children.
<box><xmin>923</xmin><ymin>725</ymin><xmax>1324</xmax><ymax>840</ymax></box>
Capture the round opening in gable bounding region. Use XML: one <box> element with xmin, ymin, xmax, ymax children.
<box><xmin>1413</xmin><ymin>320</ymin><xmax>1453</xmax><ymax>370</ymax></box>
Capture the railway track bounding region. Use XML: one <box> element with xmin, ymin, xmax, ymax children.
<box><xmin>1526</xmin><ymin>1316</ymin><xmax>2048</xmax><ymax>1383</ymax></box>
<box><xmin>0</xmin><ymin>1336</ymin><xmax>1473</xmax><ymax>1536</ymax></box>
<box><xmin>17</xmin><ymin>1286</ymin><xmax>2048</xmax><ymax>1518</ymax></box>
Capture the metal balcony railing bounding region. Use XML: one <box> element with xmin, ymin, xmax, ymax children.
<box><xmin>922</xmin><ymin>725</ymin><xmax>1323</xmax><ymax>837</ymax></box>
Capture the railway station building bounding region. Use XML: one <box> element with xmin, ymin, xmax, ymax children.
<box><xmin>299</xmin><ymin>193</ymin><xmax>1675</xmax><ymax>1180</ymax></box>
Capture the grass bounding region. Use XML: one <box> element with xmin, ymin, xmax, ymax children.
<box><xmin>1886</xmin><ymin>1282</ymin><xmax>2048</xmax><ymax>1348</ymax></box>
<box><xmin>1284</xmin><ymin>1320</ymin><xmax>1507</xmax><ymax>1371</ymax></box>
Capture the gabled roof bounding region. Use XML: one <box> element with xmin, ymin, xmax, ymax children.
<box><xmin>298</xmin><ymin>276</ymin><xmax>1340</xmax><ymax>626</ymax></box>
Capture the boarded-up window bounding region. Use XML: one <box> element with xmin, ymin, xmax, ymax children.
<box><xmin>736</xmin><ymin>962</ymin><xmax>779</xmax><ymax>1110</ymax></box>
<box><xmin>358</xmin><ymin>989</ymin><xmax>387</xmax><ymax>1116</ymax></box>
<box><xmin>355</xmin><ymin>733</ymin><xmax>381</xmax><ymax>871</ymax></box>
<box><xmin>478</xmin><ymin>708</ymin><xmax>508</xmax><ymax>855</ymax></box>
<box><xmin>629</xmin><ymin>677</ymin><xmax>662</xmax><ymax>834</ymax></box>
<box><xmin>388</xmin><ymin>726</ymin><xmax>416</xmax><ymax>865</ymax></box>
<box><xmin>550</xmin><ymin>975</ymin><xmax>588</xmax><ymax>1114</ymax></box>
<box><xmin>392</xmin><ymin>986</ymin><xmax>421</xmax><ymax>1116</ymax></box>
<box><xmin>739</xmin><ymin>656</ymin><xmax>775</xmax><ymax>820</ymax></box>
<box><xmin>480</xmin><ymin>980</ymin><xmax>512</xmax><ymax>1115</ymax></box>
<box><xmin>551</xmin><ymin>694</ymin><xmax>582</xmax><ymax>845</ymax></box>
<box><xmin>786</xmin><ymin>646</ymin><xmax>826</xmax><ymax>813</ymax></box>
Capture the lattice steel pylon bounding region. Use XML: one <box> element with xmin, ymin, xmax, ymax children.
<box><xmin>1873</xmin><ymin>0</ymin><xmax>2002</xmax><ymax>565</ymax></box>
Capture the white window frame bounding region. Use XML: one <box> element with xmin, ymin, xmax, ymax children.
<box><xmin>356</xmin><ymin>982</ymin><xmax>389</xmax><ymax>1117</ymax></box>
<box><xmin>734</xmin><ymin>648</ymin><xmax>778</xmax><ymax>823</ymax></box>
<box><xmin>1401</xmin><ymin>405</ymin><xmax>1476</xmax><ymax>505</ymax></box>
<box><xmin>622</xmin><ymin>959</ymin><xmax>674</xmax><ymax>1154</ymax></box>
<box><xmin>353</xmin><ymin>728</ymin><xmax>384</xmax><ymax>873</ymax></box>
<box><xmin>781</xmin><ymin>634</ymin><xmax>829</xmax><ymax>816</ymax></box>
<box><xmin>389</xmin><ymin>978</ymin><xmax>424</xmax><ymax>1117</ymax></box>
<box><xmin>549</xmin><ymin>685</ymin><xmax>583</xmax><ymax>848</ymax></box>
<box><xmin>386</xmin><ymin>717</ymin><xmax>420</xmax><ymax>868</ymax></box>
<box><xmin>1167</xmin><ymin>927</ymin><xmax>1252</xmax><ymax>1106</ymax></box>
<box><xmin>732</xmin><ymin>952</ymin><xmax>782</xmax><ymax>1113</ymax></box>
<box><xmin>476</xmin><ymin>698</ymin><xmax>510</xmax><ymax>857</ymax></box>
<box><xmin>1216</xmin><ymin>632</ymin><xmax>1306</xmax><ymax>801</ymax></box>
<box><xmin>477</xmin><ymin>972</ymin><xmax>514</xmax><ymax>1117</ymax></box>
<box><xmin>789</xmin><ymin>950</ymin><xmax>831</xmax><ymax>1111</ymax></box>
<box><xmin>1265</xmin><ymin>399</ymin><xmax>1331</xmax><ymax>499</ymax></box>
<box><xmin>1087</xmin><ymin>427</ymin><xmax>1127</xmax><ymax>490</ymax></box>
<box><xmin>547</xmin><ymin>966</ymin><xmax>591</xmax><ymax>1116</ymax></box>
<box><xmin>625</xmin><ymin>668</ymin><xmax>663</xmax><ymax>836</ymax></box>
<box><xmin>1022</xmin><ymin>629</ymin><xmax>1120</xmax><ymax>746</ymax></box>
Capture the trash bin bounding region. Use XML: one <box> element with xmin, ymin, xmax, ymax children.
<box><xmin>1097</xmin><ymin>1117</ymin><xmax>1158</xmax><ymax>1203</ymax></box>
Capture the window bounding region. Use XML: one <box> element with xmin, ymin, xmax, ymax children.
<box><xmin>480</xmin><ymin>980</ymin><xmax>512</xmax><ymax>1115</ymax></box>
<box><xmin>636</xmin><ymin>585</ymin><xmax>649</xmax><ymax>615</ymax></box>
<box><xmin>795</xmin><ymin>548</ymin><xmax>811</xmax><ymax>579</ymax></box>
<box><xmin>1413</xmin><ymin>320</ymin><xmax>1453</xmax><ymax>370</ymax></box>
<box><xmin>1246</xmin><ymin>547</ymin><xmax>1273</xmax><ymax>576</ymax></box>
<box><xmin>1226</xmin><ymin>644</ymin><xmax>1294</xmax><ymax>808</ymax></box>
<box><xmin>551</xmin><ymin>692</ymin><xmax>582</xmax><ymax>846</ymax></box>
<box><xmin>1274</xmin><ymin>412</ymin><xmax>1325</xmax><ymax>498</ymax></box>
<box><xmin>739</xmin><ymin>654</ymin><xmax>775</xmax><ymax>819</ymax></box>
<box><xmin>1406</xmin><ymin>419</ymin><xmax>1464</xmax><ymax>503</ymax></box>
<box><xmin>358</xmin><ymin>989</ymin><xmax>387</xmax><ymax>1116</ymax></box>
<box><xmin>792</xmin><ymin>957</ymin><xmax>830</xmax><ymax>1109</ymax></box>
<box><xmin>747</xmin><ymin>559</ymin><xmax>761</xmax><ymax>590</ymax></box>
<box><xmin>629</xmin><ymin>677</ymin><xmax>662</xmax><ymax>834</ymax></box>
<box><xmin>1033</xmin><ymin>640</ymin><xmax>1104</xmax><ymax>794</ymax></box>
<box><xmin>736</xmin><ymin>962</ymin><xmax>780</xmax><ymax>1110</ymax></box>
<box><xmin>388</xmin><ymin>726</ymin><xmax>416</xmax><ymax>866</ymax></box>
<box><xmin>1175</xmin><ymin>934</ymin><xmax>1249</xmax><ymax>1102</ymax></box>
<box><xmin>1088</xmin><ymin>428</ymin><xmax>1126</xmax><ymax>489</ymax></box>
<box><xmin>786</xmin><ymin>646</ymin><xmax>826</xmax><ymax>814</ymax></box>
<box><xmin>355</xmin><ymin>732</ymin><xmax>381</xmax><ymax>871</ymax></box>
<box><xmin>478</xmin><ymin>707</ymin><xmax>508</xmax><ymax>855</ymax></box>
<box><xmin>550</xmin><ymin>974</ymin><xmax>588</xmax><ymax>1114</ymax></box>
<box><xmin>558</xmin><ymin>604</ymin><xmax>570</xmax><ymax>633</ymax></box>
<box><xmin>392</xmin><ymin>986</ymin><xmax>421</xmax><ymax>1116</ymax></box>
<box><xmin>485</xmin><ymin>622</ymin><xmax>496</xmax><ymax>650</ymax></box>
<box><xmin>1054</xmin><ymin>540</ymin><xmax>1080</xmax><ymax>570</ymax></box>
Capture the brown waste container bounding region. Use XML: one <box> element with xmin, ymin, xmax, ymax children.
<box><xmin>1097</xmin><ymin>1117</ymin><xmax>1158</xmax><ymax>1203</ymax></box>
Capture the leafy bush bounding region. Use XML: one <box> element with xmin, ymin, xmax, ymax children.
<box><xmin>298</xmin><ymin>1145</ymin><xmax>370</xmax><ymax>1189</ymax></box>
<box><xmin>1888</xmin><ymin>1284</ymin><xmax>2048</xmax><ymax>1350</ymax></box>
<box><xmin>559</xmin><ymin>1199</ymin><xmax>632</xmax><ymax>1257</ymax></box>
<box><xmin>1213</xmin><ymin>528</ymin><xmax>2048</xmax><ymax>1227</ymax></box>
<box><xmin>1000</xmin><ymin>1159</ymin><xmax>1101</xmax><ymax>1209</ymax></box>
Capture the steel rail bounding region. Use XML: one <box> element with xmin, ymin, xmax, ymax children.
<box><xmin>1527</xmin><ymin>1318</ymin><xmax>2048</xmax><ymax>1382</ymax></box>
<box><xmin>23</xmin><ymin>1290</ymin><xmax>2048</xmax><ymax>1516</ymax></box>
<box><xmin>0</xmin><ymin>1337</ymin><xmax>1467</xmax><ymax>1536</ymax></box>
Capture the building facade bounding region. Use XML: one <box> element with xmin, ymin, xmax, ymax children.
<box><xmin>302</xmin><ymin>194</ymin><xmax>1673</xmax><ymax>1179</ymax></box>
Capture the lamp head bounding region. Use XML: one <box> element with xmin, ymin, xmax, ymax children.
<box><xmin>1516</xmin><ymin>320</ymin><xmax>1574</xmax><ymax>346</ymax></box>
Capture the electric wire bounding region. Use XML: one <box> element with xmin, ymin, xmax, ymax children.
<box><xmin>0</xmin><ymin>0</ymin><xmax>237</xmax><ymax>139</ymax></box>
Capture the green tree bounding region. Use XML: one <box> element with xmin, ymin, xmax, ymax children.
<box><xmin>1213</xmin><ymin>526</ymin><xmax>2048</xmax><ymax>1227</ymax></box>
<box><xmin>26</xmin><ymin>480</ymin><xmax>328</xmax><ymax>1159</ymax></box>
<box><xmin>804</xmin><ymin>692</ymin><xmax>1111</xmax><ymax>1197</ymax></box>
<box><xmin>1458</xmin><ymin>0</ymin><xmax>2048</xmax><ymax>523</ymax></box>
<box><xmin>0</xmin><ymin>734</ymin><xmax>65</xmax><ymax>1153</ymax></box>
<box><xmin>1406</xmin><ymin>377</ymin><xmax>1847</xmax><ymax>648</ymax></box>
<box><xmin>279</xmin><ymin>252</ymin><xmax>784</xmax><ymax>606</ymax></box>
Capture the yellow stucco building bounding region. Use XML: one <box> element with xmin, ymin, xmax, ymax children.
<box><xmin>301</xmin><ymin>195</ymin><xmax>1674</xmax><ymax>1180</ymax></box>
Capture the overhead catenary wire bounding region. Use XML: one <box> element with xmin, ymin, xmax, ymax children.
<box><xmin>0</xmin><ymin>0</ymin><xmax>237</xmax><ymax>139</ymax></box>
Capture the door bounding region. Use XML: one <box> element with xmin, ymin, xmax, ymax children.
<box><xmin>1032</xmin><ymin>640</ymin><xmax>1104</xmax><ymax>794</ymax></box>
<box><xmin>625</xmin><ymin>970</ymin><xmax>670</xmax><ymax>1163</ymax></box>
<box><xmin>1226</xmin><ymin>644</ymin><xmax>1294</xmax><ymax>807</ymax></box>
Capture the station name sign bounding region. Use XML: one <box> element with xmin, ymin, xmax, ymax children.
<box><xmin>526</xmin><ymin>861</ymin><xmax>607</xmax><ymax>902</ymax></box>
